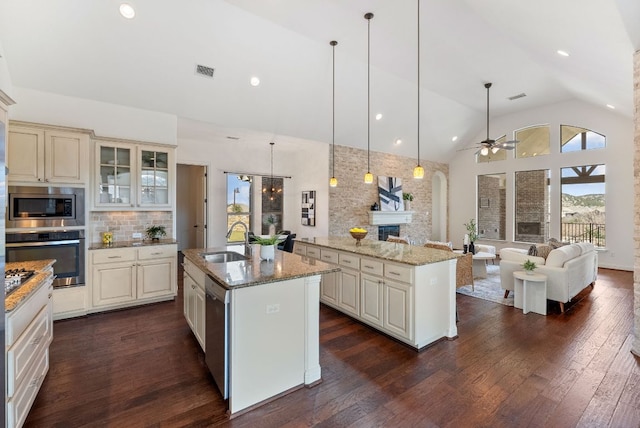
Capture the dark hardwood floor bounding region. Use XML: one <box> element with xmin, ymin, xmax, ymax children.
<box><xmin>25</xmin><ymin>266</ymin><xmax>640</xmax><ymax>427</ymax></box>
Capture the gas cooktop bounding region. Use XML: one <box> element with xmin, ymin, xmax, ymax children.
<box><xmin>4</xmin><ymin>268</ymin><xmax>36</xmax><ymax>296</ymax></box>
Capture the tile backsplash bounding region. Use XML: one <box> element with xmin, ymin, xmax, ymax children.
<box><xmin>90</xmin><ymin>211</ymin><xmax>173</xmax><ymax>243</ymax></box>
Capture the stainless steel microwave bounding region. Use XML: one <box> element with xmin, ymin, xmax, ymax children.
<box><xmin>7</xmin><ymin>186</ymin><xmax>85</xmax><ymax>228</ymax></box>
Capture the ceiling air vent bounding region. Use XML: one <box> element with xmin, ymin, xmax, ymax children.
<box><xmin>195</xmin><ymin>64</ymin><xmax>215</xmax><ymax>78</ymax></box>
<box><xmin>508</xmin><ymin>93</ymin><xmax>526</xmax><ymax>101</ymax></box>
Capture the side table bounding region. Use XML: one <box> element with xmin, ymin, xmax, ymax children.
<box><xmin>513</xmin><ymin>271</ymin><xmax>547</xmax><ymax>315</ymax></box>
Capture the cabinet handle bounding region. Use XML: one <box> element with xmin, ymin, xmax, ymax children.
<box><xmin>48</xmin><ymin>293</ymin><xmax>53</xmax><ymax>299</ymax></box>
<box><xmin>108</xmin><ymin>256</ymin><xmax>122</xmax><ymax>259</ymax></box>
<box><xmin>364</xmin><ymin>265</ymin><xmax>374</xmax><ymax>269</ymax></box>
<box><xmin>191</xmin><ymin>284</ymin><xmax>196</xmax><ymax>290</ymax></box>
<box><xmin>343</xmin><ymin>260</ymin><xmax>351</xmax><ymax>264</ymax></box>
<box><xmin>388</xmin><ymin>271</ymin><xmax>401</xmax><ymax>276</ymax></box>
<box><xmin>31</xmin><ymin>337</ymin><xmax>42</xmax><ymax>346</ymax></box>
<box><xmin>151</xmin><ymin>252</ymin><xmax>162</xmax><ymax>255</ymax></box>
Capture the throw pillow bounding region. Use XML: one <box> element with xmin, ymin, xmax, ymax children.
<box><xmin>548</xmin><ymin>238</ymin><xmax>568</xmax><ymax>249</ymax></box>
<box><xmin>535</xmin><ymin>244</ymin><xmax>552</xmax><ymax>259</ymax></box>
<box><xmin>527</xmin><ymin>244</ymin><xmax>538</xmax><ymax>256</ymax></box>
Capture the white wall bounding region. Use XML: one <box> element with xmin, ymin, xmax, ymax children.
<box><xmin>8</xmin><ymin>87</ymin><xmax>177</xmax><ymax>145</ymax></box>
<box><xmin>0</xmin><ymin>41</ymin><xmax>14</xmax><ymax>98</ymax></box>
<box><xmin>449</xmin><ymin>99</ymin><xmax>634</xmax><ymax>270</ymax></box>
<box><xmin>177</xmin><ymin>135</ymin><xmax>329</xmax><ymax>248</ymax></box>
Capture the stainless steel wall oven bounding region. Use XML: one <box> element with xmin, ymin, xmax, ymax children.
<box><xmin>6</xmin><ymin>230</ymin><xmax>85</xmax><ymax>288</ymax></box>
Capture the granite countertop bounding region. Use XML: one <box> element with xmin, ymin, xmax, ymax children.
<box><xmin>298</xmin><ymin>237</ymin><xmax>461</xmax><ymax>266</ymax></box>
<box><xmin>5</xmin><ymin>259</ymin><xmax>56</xmax><ymax>312</ymax></box>
<box><xmin>183</xmin><ymin>247</ymin><xmax>339</xmax><ymax>289</ymax></box>
<box><xmin>89</xmin><ymin>238</ymin><xmax>178</xmax><ymax>250</ymax></box>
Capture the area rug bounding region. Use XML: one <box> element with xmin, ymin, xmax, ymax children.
<box><xmin>456</xmin><ymin>263</ymin><xmax>514</xmax><ymax>307</ymax></box>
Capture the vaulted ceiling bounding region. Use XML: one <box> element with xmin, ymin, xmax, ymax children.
<box><xmin>1</xmin><ymin>0</ymin><xmax>638</xmax><ymax>163</ymax></box>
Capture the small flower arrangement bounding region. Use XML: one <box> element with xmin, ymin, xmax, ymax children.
<box><xmin>464</xmin><ymin>219</ymin><xmax>477</xmax><ymax>242</ymax></box>
<box><xmin>251</xmin><ymin>234</ymin><xmax>284</xmax><ymax>246</ymax></box>
<box><xmin>145</xmin><ymin>225</ymin><xmax>166</xmax><ymax>241</ymax></box>
<box><xmin>523</xmin><ymin>259</ymin><xmax>537</xmax><ymax>272</ymax></box>
<box><xmin>402</xmin><ymin>192</ymin><xmax>414</xmax><ymax>202</ymax></box>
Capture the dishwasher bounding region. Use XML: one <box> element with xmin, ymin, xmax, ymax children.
<box><xmin>205</xmin><ymin>274</ymin><xmax>230</xmax><ymax>399</ymax></box>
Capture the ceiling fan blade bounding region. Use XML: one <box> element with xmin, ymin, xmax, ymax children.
<box><xmin>502</xmin><ymin>139</ymin><xmax>520</xmax><ymax>145</ymax></box>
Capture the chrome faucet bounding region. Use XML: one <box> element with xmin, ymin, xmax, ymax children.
<box><xmin>226</xmin><ymin>221</ymin><xmax>252</xmax><ymax>256</ymax></box>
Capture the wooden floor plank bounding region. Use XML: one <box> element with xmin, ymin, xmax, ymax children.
<box><xmin>23</xmin><ymin>267</ymin><xmax>640</xmax><ymax>427</ymax></box>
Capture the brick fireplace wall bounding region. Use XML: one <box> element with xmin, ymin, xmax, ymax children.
<box><xmin>329</xmin><ymin>145</ymin><xmax>448</xmax><ymax>244</ymax></box>
<box><xmin>477</xmin><ymin>175</ymin><xmax>505</xmax><ymax>240</ymax></box>
<box><xmin>514</xmin><ymin>170</ymin><xmax>549</xmax><ymax>243</ymax></box>
<box><xmin>634</xmin><ymin>49</ymin><xmax>639</xmax><ymax>357</ymax></box>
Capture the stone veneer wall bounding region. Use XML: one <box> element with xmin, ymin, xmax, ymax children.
<box><xmin>477</xmin><ymin>175</ymin><xmax>504</xmax><ymax>240</ymax></box>
<box><xmin>329</xmin><ymin>144</ymin><xmax>448</xmax><ymax>244</ymax></box>
<box><xmin>514</xmin><ymin>170</ymin><xmax>549</xmax><ymax>243</ymax></box>
<box><xmin>634</xmin><ymin>49</ymin><xmax>639</xmax><ymax>357</ymax></box>
<box><xmin>90</xmin><ymin>211</ymin><xmax>173</xmax><ymax>244</ymax></box>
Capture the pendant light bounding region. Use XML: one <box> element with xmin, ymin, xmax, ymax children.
<box><xmin>329</xmin><ymin>40</ymin><xmax>338</xmax><ymax>188</ymax></box>
<box><xmin>364</xmin><ymin>12</ymin><xmax>374</xmax><ymax>184</ymax></box>
<box><xmin>262</xmin><ymin>141</ymin><xmax>281</xmax><ymax>201</ymax></box>
<box><xmin>413</xmin><ymin>0</ymin><xmax>425</xmax><ymax>179</ymax></box>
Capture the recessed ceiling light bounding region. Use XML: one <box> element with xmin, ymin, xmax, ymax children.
<box><xmin>250</xmin><ymin>77</ymin><xmax>260</xmax><ymax>86</ymax></box>
<box><xmin>375</xmin><ymin>113</ymin><xmax>383</xmax><ymax>120</ymax></box>
<box><xmin>451</xmin><ymin>136</ymin><xmax>458</xmax><ymax>142</ymax></box>
<box><xmin>606</xmin><ymin>104</ymin><xmax>615</xmax><ymax>109</ymax></box>
<box><xmin>394</xmin><ymin>138</ymin><xmax>402</xmax><ymax>145</ymax></box>
<box><xmin>119</xmin><ymin>3</ymin><xmax>135</xmax><ymax>19</ymax></box>
<box><xmin>557</xmin><ymin>50</ymin><xmax>569</xmax><ymax>57</ymax></box>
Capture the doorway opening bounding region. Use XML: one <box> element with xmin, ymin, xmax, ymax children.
<box><xmin>176</xmin><ymin>163</ymin><xmax>208</xmax><ymax>252</ymax></box>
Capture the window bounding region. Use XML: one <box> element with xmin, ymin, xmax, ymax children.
<box><xmin>561</xmin><ymin>165</ymin><xmax>605</xmax><ymax>247</ymax></box>
<box><xmin>226</xmin><ymin>174</ymin><xmax>252</xmax><ymax>243</ymax></box>
<box><xmin>515</xmin><ymin>125</ymin><xmax>550</xmax><ymax>158</ymax></box>
<box><xmin>515</xmin><ymin>170</ymin><xmax>550</xmax><ymax>243</ymax></box>
<box><xmin>561</xmin><ymin>125</ymin><xmax>605</xmax><ymax>152</ymax></box>
<box><xmin>476</xmin><ymin>135</ymin><xmax>507</xmax><ymax>163</ymax></box>
<box><xmin>261</xmin><ymin>177</ymin><xmax>283</xmax><ymax>234</ymax></box>
<box><xmin>477</xmin><ymin>173</ymin><xmax>506</xmax><ymax>240</ymax></box>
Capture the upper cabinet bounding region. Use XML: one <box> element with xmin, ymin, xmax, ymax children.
<box><xmin>93</xmin><ymin>139</ymin><xmax>174</xmax><ymax>210</ymax></box>
<box><xmin>8</xmin><ymin>123</ymin><xmax>89</xmax><ymax>184</ymax></box>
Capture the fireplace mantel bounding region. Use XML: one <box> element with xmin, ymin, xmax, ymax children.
<box><xmin>368</xmin><ymin>211</ymin><xmax>414</xmax><ymax>226</ymax></box>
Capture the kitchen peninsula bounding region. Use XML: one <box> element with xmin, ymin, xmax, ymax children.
<box><xmin>295</xmin><ymin>237</ymin><xmax>460</xmax><ymax>350</ymax></box>
<box><xmin>182</xmin><ymin>247</ymin><xmax>338</xmax><ymax>418</ymax></box>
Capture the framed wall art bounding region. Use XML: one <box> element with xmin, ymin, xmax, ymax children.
<box><xmin>301</xmin><ymin>190</ymin><xmax>316</xmax><ymax>226</ymax></box>
<box><xmin>378</xmin><ymin>176</ymin><xmax>403</xmax><ymax>211</ymax></box>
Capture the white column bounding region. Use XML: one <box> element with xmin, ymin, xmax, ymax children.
<box><xmin>304</xmin><ymin>274</ymin><xmax>322</xmax><ymax>384</ymax></box>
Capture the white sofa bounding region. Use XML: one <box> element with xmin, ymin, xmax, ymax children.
<box><xmin>499</xmin><ymin>242</ymin><xmax>597</xmax><ymax>312</ymax></box>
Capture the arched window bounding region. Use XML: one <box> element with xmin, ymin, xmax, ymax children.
<box><xmin>561</xmin><ymin>125</ymin><xmax>605</xmax><ymax>152</ymax></box>
<box><xmin>515</xmin><ymin>125</ymin><xmax>550</xmax><ymax>158</ymax></box>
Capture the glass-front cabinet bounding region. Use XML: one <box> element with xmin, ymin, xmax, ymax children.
<box><xmin>94</xmin><ymin>140</ymin><xmax>174</xmax><ymax>210</ymax></box>
<box><xmin>139</xmin><ymin>149</ymin><xmax>169</xmax><ymax>206</ymax></box>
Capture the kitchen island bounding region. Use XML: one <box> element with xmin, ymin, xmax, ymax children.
<box><xmin>294</xmin><ymin>237</ymin><xmax>460</xmax><ymax>350</ymax></box>
<box><xmin>182</xmin><ymin>247</ymin><xmax>338</xmax><ymax>418</ymax></box>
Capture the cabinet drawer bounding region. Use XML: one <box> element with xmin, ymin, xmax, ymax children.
<box><xmin>138</xmin><ymin>244</ymin><xmax>176</xmax><ymax>260</ymax></box>
<box><xmin>92</xmin><ymin>248</ymin><xmax>136</xmax><ymax>264</ymax></box>
<box><xmin>293</xmin><ymin>243</ymin><xmax>306</xmax><ymax>256</ymax></box>
<box><xmin>7</xmin><ymin>305</ymin><xmax>51</xmax><ymax>397</ymax></box>
<box><xmin>384</xmin><ymin>263</ymin><xmax>413</xmax><ymax>284</ymax></box>
<box><xmin>184</xmin><ymin>258</ymin><xmax>206</xmax><ymax>288</ymax></box>
<box><xmin>7</xmin><ymin>348</ymin><xmax>49</xmax><ymax>428</ymax></box>
<box><xmin>339</xmin><ymin>253</ymin><xmax>360</xmax><ymax>270</ymax></box>
<box><xmin>320</xmin><ymin>249</ymin><xmax>338</xmax><ymax>264</ymax></box>
<box><xmin>6</xmin><ymin>280</ymin><xmax>51</xmax><ymax>346</ymax></box>
<box><xmin>306</xmin><ymin>246</ymin><xmax>320</xmax><ymax>259</ymax></box>
<box><xmin>361</xmin><ymin>258</ymin><xmax>384</xmax><ymax>276</ymax></box>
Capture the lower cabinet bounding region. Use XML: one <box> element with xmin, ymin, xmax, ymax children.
<box><xmin>383</xmin><ymin>278</ymin><xmax>412</xmax><ymax>339</ymax></box>
<box><xmin>360</xmin><ymin>273</ymin><xmax>383</xmax><ymax>326</ymax></box>
<box><xmin>183</xmin><ymin>257</ymin><xmax>206</xmax><ymax>350</ymax></box>
<box><xmin>320</xmin><ymin>271</ymin><xmax>338</xmax><ymax>305</ymax></box>
<box><xmin>90</xmin><ymin>244</ymin><xmax>177</xmax><ymax>312</ymax></box>
<box><xmin>6</xmin><ymin>277</ymin><xmax>54</xmax><ymax>428</ymax></box>
<box><xmin>338</xmin><ymin>268</ymin><xmax>360</xmax><ymax>316</ymax></box>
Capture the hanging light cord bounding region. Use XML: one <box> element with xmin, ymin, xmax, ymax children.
<box><xmin>366</xmin><ymin>13</ymin><xmax>373</xmax><ymax>174</ymax></box>
<box><xmin>486</xmin><ymin>82</ymin><xmax>491</xmax><ymax>142</ymax></box>
<box><xmin>417</xmin><ymin>0</ymin><xmax>420</xmax><ymax>167</ymax></box>
<box><xmin>331</xmin><ymin>41</ymin><xmax>337</xmax><ymax>178</ymax></box>
<box><xmin>270</xmin><ymin>141</ymin><xmax>274</xmax><ymax>193</ymax></box>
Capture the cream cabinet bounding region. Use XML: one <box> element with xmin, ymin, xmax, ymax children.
<box><xmin>8</xmin><ymin>123</ymin><xmax>89</xmax><ymax>184</ymax></box>
<box><xmin>6</xmin><ymin>276</ymin><xmax>54</xmax><ymax>428</ymax></box>
<box><xmin>93</xmin><ymin>139</ymin><xmax>174</xmax><ymax>210</ymax></box>
<box><xmin>303</xmin><ymin>242</ymin><xmax>456</xmax><ymax>349</ymax></box>
<box><xmin>90</xmin><ymin>244</ymin><xmax>177</xmax><ymax>311</ymax></box>
<box><xmin>183</xmin><ymin>257</ymin><xmax>206</xmax><ymax>350</ymax></box>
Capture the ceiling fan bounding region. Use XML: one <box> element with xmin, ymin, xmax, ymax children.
<box><xmin>475</xmin><ymin>82</ymin><xmax>519</xmax><ymax>156</ymax></box>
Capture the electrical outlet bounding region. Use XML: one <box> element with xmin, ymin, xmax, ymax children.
<box><xmin>132</xmin><ymin>232</ymin><xmax>142</xmax><ymax>239</ymax></box>
<box><xmin>266</xmin><ymin>304</ymin><xmax>280</xmax><ymax>314</ymax></box>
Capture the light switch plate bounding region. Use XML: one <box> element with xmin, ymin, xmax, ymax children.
<box><xmin>132</xmin><ymin>232</ymin><xmax>142</xmax><ymax>239</ymax></box>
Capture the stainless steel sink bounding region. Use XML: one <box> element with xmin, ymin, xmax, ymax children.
<box><xmin>200</xmin><ymin>251</ymin><xmax>248</xmax><ymax>263</ymax></box>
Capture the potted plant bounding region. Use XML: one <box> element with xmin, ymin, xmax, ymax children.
<box><xmin>252</xmin><ymin>234</ymin><xmax>285</xmax><ymax>261</ymax></box>
<box><xmin>264</xmin><ymin>214</ymin><xmax>277</xmax><ymax>236</ymax></box>
<box><xmin>145</xmin><ymin>225</ymin><xmax>166</xmax><ymax>241</ymax></box>
<box><xmin>403</xmin><ymin>192</ymin><xmax>414</xmax><ymax>211</ymax></box>
<box><xmin>523</xmin><ymin>259</ymin><xmax>537</xmax><ymax>275</ymax></box>
<box><xmin>464</xmin><ymin>218</ymin><xmax>477</xmax><ymax>253</ymax></box>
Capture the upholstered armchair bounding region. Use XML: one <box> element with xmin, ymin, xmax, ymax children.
<box><xmin>424</xmin><ymin>243</ymin><xmax>473</xmax><ymax>289</ymax></box>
